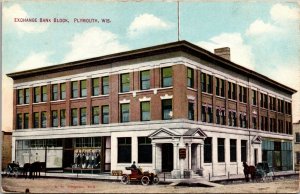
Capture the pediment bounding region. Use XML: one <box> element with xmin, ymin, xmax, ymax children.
<box><xmin>148</xmin><ymin>127</ymin><xmax>180</xmax><ymax>138</ymax></box>
<box><xmin>252</xmin><ymin>135</ymin><xmax>262</xmax><ymax>144</ymax></box>
<box><xmin>183</xmin><ymin>128</ymin><xmax>207</xmax><ymax>138</ymax></box>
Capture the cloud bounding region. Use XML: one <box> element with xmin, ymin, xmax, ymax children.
<box><xmin>3</xmin><ymin>4</ymin><xmax>49</xmax><ymax>33</ymax></box>
<box><xmin>128</xmin><ymin>13</ymin><xmax>172</xmax><ymax>37</ymax></box>
<box><xmin>246</xmin><ymin>19</ymin><xmax>279</xmax><ymax>36</ymax></box>
<box><xmin>1</xmin><ymin>75</ymin><xmax>13</xmax><ymax>131</ymax></box>
<box><xmin>270</xmin><ymin>3</ymin><xmax>299</xmax><ymax>23</ymax></box>
<box><xmin>197</xmin><ymin>33</ymin><xmax>255</xmax><ymax>70</ymax></box>
<box><xmin>15</xmin><ymin>51</ymin><xmax>53</xmax><ymax>71</ymax></box>
<box><xmin>63</xmin><ymin>27</ymin><xmax>128</xmax><ymax>62</ymax></box>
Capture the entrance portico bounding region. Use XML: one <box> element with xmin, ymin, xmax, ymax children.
<box><xmin>149</xmin><ymin>127</ymin><xmax>206</xmax><ymax>178</ymax></box>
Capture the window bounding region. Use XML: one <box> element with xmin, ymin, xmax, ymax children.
<box><xmin>204</xmin><ymin>137</ymin><xmax>212</xmax><ymax>163</ymax></box>
<box><xmin>252</xmin><ymin>90</ymin><xmax>257</xmax><ymax>105</ymax></box>
<box><xmin>80</xmin><ymin>108</ymin><xmax>87</xmax><ymax>125</ymax></box>
<box><xmin>241</xmin><ymin>140</ymin><xmax>247</xmax><ymax>162</ymax></box>
<box><xmin>52</xmin><ymin>110</ymin><xmax>58</xmax><ymax>127</ymax></box>
<box><xmin>33</xmin><ymin>112</ymin><xmax>39</xmax><ymax>128</ymax></box>
<box><xmin>239</xmin><ymin>86</ymin><xmax>247</xmax><ymax>103</ymax></box>
<box><xmin>60</xmin><ymin>109</ymin><xmax>66</xmax><ymax>127</ymax></box>
<box><xmin>141</xmin><ymin>101</ymin><xmax>150</xmax><ymax>121</ymax></box>
<box><xmin>17</xmin><ymin>113</ymin><xmax>22</xmax><ymax>129</ymax></box>
<box><xmin>41</xmin><ymin>86</ymin><xmax>47</xmax><ymax>102</ymax></box>
<box><xmin>118</xmin><ymin>137</ymin><xmax>131</xmax><ymax>163</ymax></box>
<box><xmin>138</xmin><ymin>137</ymin><xmax>152</xmax><ymax>163</ymax></box>
<box><xmin>25</xmin><ymin>88</ymin><xmax>30</xmax><ymax>104</ymax></box>
<box><xmin>102</xmin><ymin>105</ymin><xmax>109</xmax><ymax>124</ymax></box>
<box><xmin>17</xmin><ymin>89</ymin><xmax>24</xmax><ymax>104</ymax></box>
<box><xmin>285</xmin><ymin>102</ymin><xmax>291</xmax><ymax>115</ymax></box>
<box><xmin>252</xmin><ymin>116</ymin><xmax>257</xmax><ymax>129</ymax></box>
<box><xmin>260</xmin><ymin>94</ymin><xmax>268</xmax><ymax>108</ymax></box>
<box><xmin>71</xmin><ymin>81</ymin><xmax>78</xmax><ymax>98</ymax></box>
<box><xmin>60</xmin><ymin>83</ymin><xmax>66</xmax><ymax>100</ymax></box>
<box><xmin>52</xmin><ymin>84</ymin><xmax>58</xmax><ymax>101</ymax></box>
<box><xmin>239</xmin><ymin>113</ymin><xmax>247</xmax><ymax>128</ymax></box>
<box><xmin>162</xmin><ymin>67</ymin><xmax>172</xmax><ymax>87</ymax></box>
<box><xmin>218</xmin><ymin>138</ymin><xmax>225</xmax><ymax>162</ymax></box>
<box><xmin>41</xmin><ymin>111</ymin><xmax>47</xmax><ymax>128</ymax></box>
<box><xmin>34</xmin><ymin>87</ymin><xmax>40</xmax><ymax>103</ymax></box>
<box><xmin>201</xmin><ymin>73</ymin><xmax>212</xmax><ymax>93</ymax></box>
<box><xmin>121</xmin><ymin>104</ymin><xmax>130</xmax><ymax>123</ymax></box>
<box><xmin>102</xmin><ymin>76</ymin><xmax>109</xmax><ymax>95</ymax></box>
<box><xmin>187</xmin><ymin>68</ymin><xmax>194</xmax><ymax>88</ymax></box>
<box><xmin>162</xmin><ymin>99</ymin><xmax>172</xmax><ymax>120</ymax></box>
<box><xmin>80</xmin><ymin>80</ymin><xmax>87</xmax><ymax>97</ymax></box>
<box><xmin>230</xmin><ymin>139</ymin><xmax>237</xmax><ymax>162</ymax></box>
<box><xmin>71</xmin><ymin>109</ymin><xmax>78</xmax><ymax>126</ymax></box>
<box><xmin>24</xmin><ymin>113</ymin><xmax>29</xmax><ymax>129</ymax></box>
<box><xmin>216</xmin><ymin>78</ymin><xmax>225</xmax><ymax>97</ymax></box>
<box><xmin>228</xmin><ymin>82</ymin><xmax>237</xmax><ymax>100</ymax></box>
<box><xmin>296</xmin><ymin>152</ymin><xmax>300</xmax><ymax>165</ymax></box>
<box><xmin>92</xmin><ymin>78</ymin><xmax>99</xmax><ymax>96</ymax></box>
<box><xmin>140</xmin><ymin>70</ymin><xmax>150</xmax><ymax>90</ymax></box>
<box><xmin>188</xmin><ymin>102</ymin><xmax>194</xmax><ymax>120</ymax></box>
<box><xmin>216</xmin><ymin>109</ymin><xmax>225</xmax><ymax>125</ymax></box>
<box><xmin>228</xmin><ymin>111</ymin><xmax>237</xmax><ymax>127</ymax></box>
<box><xmin>202</xmin><ymin>105</ymin><xmax>213</xmax><ymax>123</ymax></box>
<box><xmin>270</xmin><ymin>118</ymin><xmax>277</xmax><ymax>132</ymax></box>
<box><xmin>91</xmin><ymin>106</ymin><xmax>99</xmax><ymax>124</ymax></box>
<box><xmin>121</xmin><ymin>73</ymin><xmax>130</xmax><ymax>93</ymax></box>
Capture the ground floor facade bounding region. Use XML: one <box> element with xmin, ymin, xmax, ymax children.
<box><xmin>12</xmin><ymin>120</ymin><xmax>294</xmax><ymax>178</ymax></box>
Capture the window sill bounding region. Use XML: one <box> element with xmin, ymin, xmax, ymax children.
<box><xmin>187</xmin><ymin>87</ymin><xmax>197</xmax><ymax>91</ymax></box>
<box><xmin>201</xmin><ymin>92</ymin><xmax>213</xmax><ymax>96</ymax></box>
<box><xmin>216</xmin><ymin>95</ymin><xmax>225</xmax><ymax>99</ymax></box>
<box><xmin>33</xmin><ymin>102</ymin><xmax>47</xmax><ymax>105</ymax></box>
<box><xmin>50</xmin><ymin>100</ymin><xmax>66</xmax><ymax>103</ymax></box>
<box><xmin>16</xmin><ymin>104</ymin><xmax>30</xmax><ymax>106</ymax></box>
<box><xmin>70</xmin><ymin>97</ymin><xmax>87</xmax><ymax>101</ymax></box>
<box><xmin>91</xmin><ymin>94</ymin><xmax>109</xmax><ymax>98</ymax></box>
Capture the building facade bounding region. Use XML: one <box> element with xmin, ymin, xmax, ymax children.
<box><xmin>294</xmin><ymin>121</ymin><xmax>300</xmax><ymax>171</ymax></box>
<box><xmin>1</xmin><ymin>131</ymin><xmax>12</xmax><ymax>171</ymax></box>
<box><xmin>7</xmin><ymin>41</ymin><xmax>296</xmax><ymax>178</ymax></box>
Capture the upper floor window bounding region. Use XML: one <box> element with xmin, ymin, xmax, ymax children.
<box><xmin>34</xmin><ymin>87</ymin><xmax>40</xmax><ymax>103</ymax></box>
<box><xmin>140</xmin><ymin>70</ymin><xmax>150</xmax><ymax>90</ymax></box>
<box><xmin>201</xmin><ymin>105</ymin><xmax>213</xmax><ymax>123</ymax></box>
<box><xmin>252</xmin><ymin>116</ymin><xmax>257</xmax><ymax>129</ymax></box>
<box><xmin>71</xmin><ymin>81</ymin><xmax>78</xmax><ymax>98</ymax></box>
<box><xmin>24</xmin><ymin>113</ymin><xmax>29</xmax><ymax>129</ymax></box>
<box><xmin>33</xmin><ymin>112</ymin><xmax>39</xmax><ymax>128</ymax></box>
<box><xmin>285</xmin><ymin>102</ymin><xmax>291</xmax><ymax>115</ymax></box>
<box><xmin>260</xmin><ymin>93</ymin><xmax>268</xmax><ymax>109</ymax></box>
<box><xmin>41</xmin><ymin>111</ymin><xmax>47</xmax><ymax>128</ymax></box>
<box><xmin>60</xmin><ymin>109</ymin><xmax>66</xmax><ymax>127</ymax></box>
<box><xmin>239</xmin><ymin>112</ymin><xmax>247</xmax><ymax>128</ymax></box>
<box><xmin>121</xmin><ymin>73</ymin><xmax>130</xmax><ymax>93</ymax></box>
<box><xmin>162</xmin><ymin>99</ymin><xmax>172</xmax><ymax>120</ymax></box>
<box><xmin>25</xmin><ymin>88</ymin><xmax>30</xmax><ymax>104</ymax></box>
<box><xmin>41</xmin><ymin>86</ymin><xmax>47</xmax><ymax>102</ymax></box>
<box><xmin>80</xmin><ymin>80</ymin><xmax>87</xmax><ymax>97</ymax></box>
<box><xmin>71</xmin><ymin>108</ymin><xmax>78</xmax><ymax>126</ymax></box>
<box><xmin>60</xmin><ymin>83</ymin><xmax>66</xmax><ymax>100</ymax></box>
<box><xmin>239</xmin><ymin>86</ymin><xmax>247</xmax><ymax>103</ymax></box>
<box><xmin>228</xmin><ymin>82</ymin><xmax>237</xmax><ymax>100</ymax></box>
<box><xmin>278</xmin><ymin>99</ymin><xmax>284</xmax><ymax>113</ymax></box>
<box><xmin>17</xmin><ymin>113</ymin><xmax>22</xmax><ymax>129</ymax></box>
<box><xmin>92</xmin><ymin>78</ymin><xmax>99</xmax><ymax>96</ymax></box>
<box><xmin>92</xmin><ymin>106</ymin><xmax>99</xmax><ymax>124</ymax></box>
<box><xmin>216</xmin><ymin>78</ymin><xmax>225</xmax><ymax>97</ymax></box>
<box><xmin>252</xmin><ymin>90</ymin><xmax>257</xmax><ymax>106</ymax></box>
<box><xmin>121</xmin><ymin>103</ymin><xmax>130</xmax><ymax>123</ymax></box>
<box><xmin>52</xmin><ymin>110</ymin><xmax>58</xmax><ymax>127</ymax></box>
<box><xmin>188</xmin><ymin>102</ymin><xmax>194</xmax><ymax>120</ymax></box>
<box><xmin>296</xmin><ymin>133</ymin><xmax>300</xmax><ymax>143</ymax></box>
<box><xmin>80</xmin><ymin>107</ymin><xmax>87</xmax><ymax>125</ymax></box>
<box><xmin>162</xmin><ymin>67</ymin><xmax>172</xmax><ymax>87</ymax></box>
<box><xmin>102</xmin><ymin>76</ymin><xmax>109</xmax><ymax>95</ymax></box>
<box><xmin>187</xmin><ymin>68</ymin><xmax>194</xmax><ymax>88</ymax></box>
<box><xmin>201</xmin><ymin>73</ymin><xmax>212</xmax><ymax>93</ymax></box>
<box><xmin>102</xmin><ymin>105</ymin><xmax>109</xmax><ymax>124</ymax></box>
<box><xmin>52</xmin><ymin>84</ymin><xmax>58</xmax><ymax>101</ymax></box>
<box><xmin>141</xmin><ymin>101</ymin><xmax>150</xmax><ymax>121</ymax></box>
<box><xmin>228</xmin><ymin>111</ymin><xmax>237</xmax><ymax>127</ymax></box>
<box><xmin>216</xmin><ymin>109</ymin><xmax>226</xmax><ymax>125</ymax></box>
<box><xmin>17</xmin><ymin>89</ymin><xmax>24</xmax><ymax>105</ymax></box>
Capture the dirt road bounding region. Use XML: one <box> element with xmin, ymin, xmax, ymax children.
<box><xmin>2</xmin><ymin>177</ymin><xmax>299</xmax><ymax>193</ymax></box>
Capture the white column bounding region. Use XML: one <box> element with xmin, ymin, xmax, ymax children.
<box><xmin>212</xmin><ymin>137</ymin><xmax>218</xmax><ymax>176</ymax></box>
<box><xmin>173</xmin><ymin>143</ymin><xmax>178</xmax><ymax>170</ymax></box>
<box><xmin>132</xmin><ymin>136</ymin><xmax>138</xmax><ymax>163</ymax></box>
<box><xmin>188</xmin><ymin>143</ymin><xmax>192</xmax><ymax>170</ymax></box>
<box><xmin>200</xmin><ymin>144</ymin><xmax>204</xmax><ymax>169</ymax></box>
<box><xmin>152</xmin><ymin>143</ymin><xmax>156</xmax><ymax>170</ymax></box>
<box><xmin>12</xmin><ymin>136</ymin><xmax>16</xmax><ymax>162</ymax></box>
<box><xmin>225</xmin><ymin>138</ymin><xmax>230</xmax><ymax>174</ymax></box>
<box><xmin>237</xmin><ymin>139</ymin><xmax>241</xmax><ymax>174</ymax></box>
<box><xmin>196</xmin><ymin>144</ymin><xmax>200</xmax><ymax>169</ymax></box>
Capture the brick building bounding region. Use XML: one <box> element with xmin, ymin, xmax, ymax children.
<box><xmin>7</xmin><ymin>41</ymin><xmax>296</xmax><ymax>178</ymax></box>
<box><xmin>294</xmin><ymin>121</ymin><xmax>300</xmax><ymax>171</ymax></box>
<box><xmin>2</xmin><ymin>131</ymin><xmax>12</xmax><ymax>170</ymax></box>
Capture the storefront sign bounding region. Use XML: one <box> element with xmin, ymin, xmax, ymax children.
<box><xmin>179</xmin><ymin>148</ymin><xmax>186</xmax><ymax>159</ymax></box>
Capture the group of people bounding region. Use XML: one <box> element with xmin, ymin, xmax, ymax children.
<box><xmin>74</xmin><ymin>150</ymin><xmax>101</xmax><ymax>169</ymax></box>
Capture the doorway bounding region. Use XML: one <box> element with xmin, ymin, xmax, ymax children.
<box><xmin>254</xmin><ymin>149</ymin><xmax>258</xmax><ymax>166</ymax></box>
<box><xmin>161</xmin><ymin>143</ymin><xmax>173</xmax><ymax>172</ymax></box>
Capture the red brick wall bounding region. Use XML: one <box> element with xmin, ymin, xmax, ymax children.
<box><xmin>2</xmin><ymin>132</ymin><xmax>12</xmax><ymax>170</ymax></box>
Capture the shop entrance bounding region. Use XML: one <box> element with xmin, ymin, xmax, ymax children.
<box><xmin>161</xmin><ymin>143</ymin><xmax>173</xmax><ymax>172</ymax></box>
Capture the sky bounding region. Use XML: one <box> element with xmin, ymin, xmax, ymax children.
<box><xmin>2</xmin><ymin>0</ymin><xmax>300</xmax><ymax>131</ymax></box>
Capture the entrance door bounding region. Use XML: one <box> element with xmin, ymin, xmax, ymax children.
<box><xmin>63</xmin><ymin>138</ymin><xmax>74</xmax><ymax>168</ymax></box>
<box><xmin>254</xmin><ymin>149</ymin><xmax>258</xmax><ymax>166</ymax></box>
<box><xmin>161</xmin><ymin>143</ymin><xmax>173</xmax><ymax>172</ymax></box>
